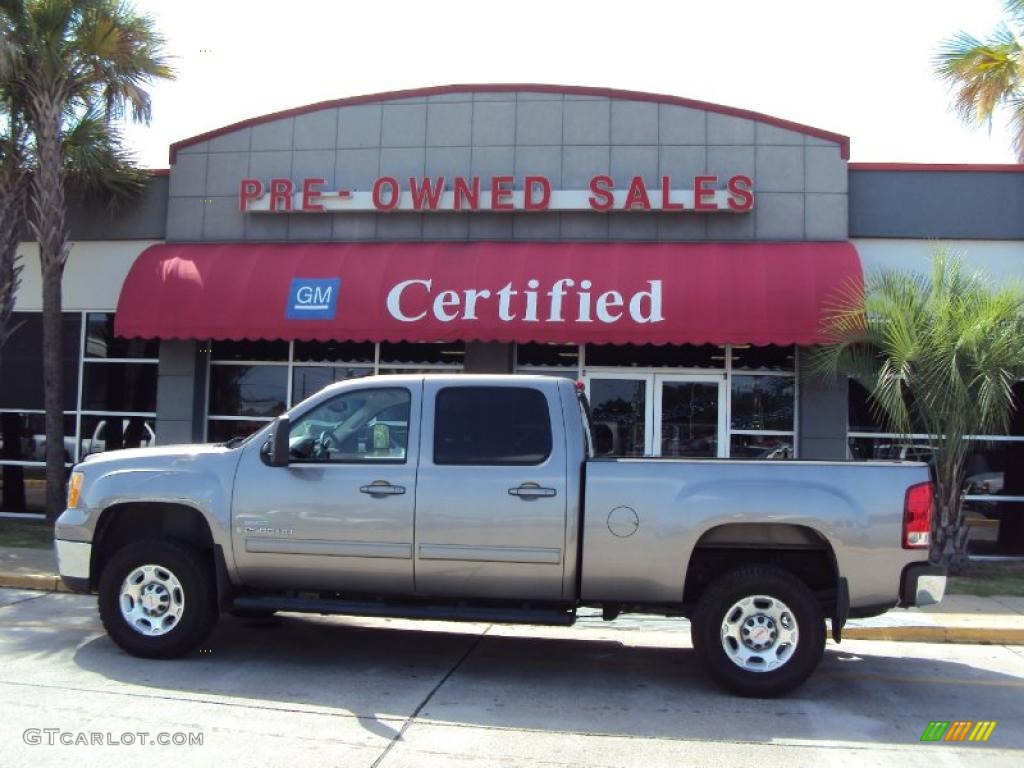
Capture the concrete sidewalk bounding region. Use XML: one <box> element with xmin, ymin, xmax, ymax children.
<box><xmin>2</xmin><ymin>544</ymin><xmax>1023</xmax><ymax>644</ymax></box>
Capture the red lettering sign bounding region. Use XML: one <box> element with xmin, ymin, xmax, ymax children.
<box><xmin>588</xmin><ymin>175</ymin><xmax>614</xmax><ymax>211</ymax></box>
<box><xmin>301</xmin><ymin>178</ymin><xmax>325</xmax><ymax>212</ymax></box>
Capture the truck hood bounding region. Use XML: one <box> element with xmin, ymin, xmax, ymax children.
<box><xmin>78</xmin><ymin>443</ymin><xmax>235</xmax><ymax>470</ymax></box>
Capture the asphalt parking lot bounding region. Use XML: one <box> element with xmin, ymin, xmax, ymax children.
<box><xmin>2</xmin><ymin>588</ymin><xmax>1022</xmax><ymax>767</ymax></box>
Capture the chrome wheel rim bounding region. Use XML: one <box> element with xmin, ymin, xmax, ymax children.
<box><xmin>119</xmin><ymin>564</ymin><xmax>185</xmax><ymax>637</ymax></box>
<box><xmin>720</xmin><ymin>594</ymin><xmax>798</xmax><ymax>672</ymax></box>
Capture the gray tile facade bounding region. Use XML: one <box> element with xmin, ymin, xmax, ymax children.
<box><xmin>167</xmin><ymin>90</ymin><xmax>849</xmax><ymax>242</ymax></box>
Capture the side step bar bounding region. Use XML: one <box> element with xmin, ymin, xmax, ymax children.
<box><xmin>231</xmin><ymin>595</ymin><xmax>577</xmax><ymax>626</ymax></box>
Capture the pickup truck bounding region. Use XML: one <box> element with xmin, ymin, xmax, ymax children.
<box><xmin>54</xmin><ymin>374</ymin><xmax>945</xmax><ymax>697</ymax></box>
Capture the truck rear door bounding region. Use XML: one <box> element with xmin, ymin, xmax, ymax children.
<box><xmin>414</xmin><ymin>380</ymin><xmax>568</xmax><ymax>600</ymax></box>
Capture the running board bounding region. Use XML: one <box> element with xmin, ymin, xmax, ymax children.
<box><xmin>230</xmin><ymin>595</ymin><xmax>577</xmax><ymax>626</ymax></box>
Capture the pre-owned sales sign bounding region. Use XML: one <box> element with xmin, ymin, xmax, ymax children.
<box><xmin>238</xmin><ymin>174</ymin><xmax>754</xmax><ymax>213</ymax></box>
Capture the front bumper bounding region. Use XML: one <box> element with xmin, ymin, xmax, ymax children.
<box><xmin>54</xmin><ymin>539</ymin><xmax>92</xmax><ymax>593</ymax></box>
<box><xmin>900</xmin><ymin>563</ymin><xmax>947</xmax><ymax>607</ymax></box>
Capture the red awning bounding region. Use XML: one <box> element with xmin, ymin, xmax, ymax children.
<box><xmin>115</xmin><ymin>241</ymin><xmax>862</xmax><ymax>346</ymax></box>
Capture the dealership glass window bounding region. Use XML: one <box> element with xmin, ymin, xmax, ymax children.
<box><xmin>0</xmin><ymin>311</ymin><xmax>155</xmax><ymax>514</ymax></box>
<box><xmin>578</xmin><ymin>344</ymin><xmax>797</xmax><ymax>459</ymax></box>
<box><xmin>0</xmin><ymin>312</ymin><xmax>81</xmax><ymax>411</ymax></box>
<box><xmin>205</xmin><ymin>341</ymin><xmax>462</xmax><ymax>442</ymax></box>
<box><xmin>848</xmin><ymin>381</ymin><xmax>1024</xmax><ymax>555</ymax></box>
<box><xmin>0</xmin><ymin>466</ymin><xmax>47</xmax><ymax>514</ymax></box>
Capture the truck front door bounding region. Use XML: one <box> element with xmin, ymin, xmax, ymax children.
<box><xmin>414</xmin><ymin>381</ymin><xmax>568</xmax><ymax>601</ymax></box>
<box><xmin>231</xmin><ymin>381</ymin><xmax>421</xmax><ymax>593</ymax></box>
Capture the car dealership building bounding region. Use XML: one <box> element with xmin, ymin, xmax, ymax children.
<box><xmin>3</xmin><ymin>84</ymin><xmax>1023</xmax><ymax>551</ymax></box>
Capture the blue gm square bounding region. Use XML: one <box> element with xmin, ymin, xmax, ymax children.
<box><xmin>286</xmin><ymin>278</ymin><xmax>340</xmax><ymax>320</ymax></box>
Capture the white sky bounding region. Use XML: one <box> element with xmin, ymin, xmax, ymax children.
<box><xmin>118</xmin><ymin>0</ymin><xmax>1019</xmax><ymax>168</ymax></box>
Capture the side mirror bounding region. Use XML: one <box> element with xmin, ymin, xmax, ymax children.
<box><xmin>269</xmin><ymin>415</ymin><xmax>291</xmax><ymax>467</ymax></box>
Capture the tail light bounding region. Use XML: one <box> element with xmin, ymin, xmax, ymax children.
<box><xmin>903</xmin><ymin>481</ymin><xmax>933</xmax><ymax>549</ymax></box>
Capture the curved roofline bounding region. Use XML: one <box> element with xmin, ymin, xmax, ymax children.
<box><xmin>168</xmin><ymin>83</ymin><xmax>850</xmax><ymax>163</ymax></box>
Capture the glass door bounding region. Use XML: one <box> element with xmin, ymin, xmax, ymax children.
<box><xmin>584</xmin><ymin>373</ymin><xmax>727</xmax><ymax>457</ymax></box>
<box><xmin>585</xmin><ymin>374</ymin><xmax>653</xmax><ymax>457</ymax></box>
<box><xmin>653</xmin><ymin>374</ymin><xmax>727</xmax><ymax>458</ymax></box>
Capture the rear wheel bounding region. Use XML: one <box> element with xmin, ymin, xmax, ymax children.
<box><xmin>691</xmin><ymin>565</ymin><xmax>825</xmax><ymax>697</ymax></box>
<box><xmin>98</xmin><ymin>540</ymin><xmax>218</xmax><ymax>658</ymax></box>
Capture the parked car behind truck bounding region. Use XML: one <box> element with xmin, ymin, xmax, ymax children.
<box><xmin>54</xmin><ymin>375</ymin><xmax>945</xmax><ymax>697</ymax></box>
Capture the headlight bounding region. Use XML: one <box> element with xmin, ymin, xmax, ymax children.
<box><xmin>67</xmin><ymin>472</ymin><xmax>84</xmax><ymax>508</ymax></box>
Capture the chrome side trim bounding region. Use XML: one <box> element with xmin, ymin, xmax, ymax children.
<box><xmin>245</xmin><ymin>538</ymin><xmax>412</xmax><ymax>559</ymax></box>
<box><xmin>418</xmin><ymin>543</ymin><xmax>562</xmax><ymax>564</ymax></box>
<box><xmin>55</xmin><ymin>539</ymin><xmax>92</xmax><ymax>580</ymax></box>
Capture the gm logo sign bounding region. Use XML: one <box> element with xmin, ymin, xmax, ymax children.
<box><xmin>287</xmin><ymin>278</ymin><xmax>340</xmax><ymax>320</ymax></box>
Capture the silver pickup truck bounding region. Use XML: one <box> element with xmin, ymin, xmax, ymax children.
<box><xmin>55</xmin><ymin>374</ymin><xmax>945</xmax><ymax>697</ymax></box>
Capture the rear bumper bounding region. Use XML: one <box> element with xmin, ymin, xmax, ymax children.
<box><xmin>54</xmin><ymin>539</ymin><xmax>92</xmax><ymax>594</ymax></box>
<box><xmin>899</xmin><ymin>562</ymin><xmax>947</xmax><ymax>607</ymax></box>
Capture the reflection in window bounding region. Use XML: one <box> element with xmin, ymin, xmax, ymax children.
<box><xmin>0</xmin><ymin>413</ymin><xmax>77</xmax><ymax>463</ymax></box>
<box><xmin>208</xmin><ymin>366</ymin><xmax>288</xmax><ymax>418</ymax></box>
<box><xmin>206</xmin><ymin>419</ymin><xmax>271</xmax><ymax>445</ymax></box>
<box><xmin>289</xmin><ymin>388</ymin><xmax>411</xmax><ymax>463</ymax></box>
<box><xmin>731</xmin><ymin>376</ymin><xmax>794</xmax><ymax>432</ymax></box>
<box><xmin>79</xmin><ymin>416</ymin><xmax>156</xmax><ymax>459</ymax></box>
<box><xmin>731</xmin><ymin>435</ymin><xmax>793</xmax><ymax>460</ymax></box>
<box><xmin>82</xmin><ymin>362</ymin><xmax>158</xmax><ymax>413</ymax></box>
<box><xmin>0</xmin><ymin>312</ymin><xmax>81</xmax><ymax>410</ymax></box>
<box><xmin>291</xmin><ymin>366</ymin><xmax>372</xmax><ymax>403</ymax></box>
<box><xmin>85</xmin><ymin>313</ymin><xmax>158</xmax><ymax>359</ymax></box>
<box><xmin>589</xmin><ymin>379</ymin><xmax>646</xmax><ymax>457</ymax></box>
<box><xmin>0</xmin><ymin>465</ymin><xmax>48</xmax><ymax>514</ymax></box>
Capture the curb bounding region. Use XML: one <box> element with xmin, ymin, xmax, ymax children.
<box><xmin>844</xmin><ymin>625</ymin><xmax>1024</xmax><ymax>645</ymax></box>
<box><xmin>0</xmin><ymin>574</ymin><xmax>71</xmax><ymax>593</ymax></box>
<box><xmin>1</xmin><ymin>574</ymin><xmax>1022</xmax><ymax>644</ymax></box>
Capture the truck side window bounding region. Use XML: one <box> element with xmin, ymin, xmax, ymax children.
<box><xmin>288</xmin><ymin>387</ymin><xmax>411</xmax><ymax>463</ymax></box>
<box><xmin>434</xmin><ymin>386</ymin><xmax>552</xmax><ymax>466</ymax></box>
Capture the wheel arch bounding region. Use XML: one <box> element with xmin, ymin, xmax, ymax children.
<box><xmin>683</xmin><ymin>523</ymin><xmax>841</xmax><ymax>608</ymax></box>
<box><xmin>90</xmin><ymin>502</ymin><xmax>215</xmax><ymax>589</ymax></box>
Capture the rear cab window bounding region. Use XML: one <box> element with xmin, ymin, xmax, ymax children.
<box><xmin>434</xmin><ymin>386</ymin><xmax>552</xmax><ymax>465</ymax></box>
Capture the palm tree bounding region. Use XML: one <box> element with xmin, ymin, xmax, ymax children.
<box><xmin>0</xmin><ymin>0</ymin><xmax>171</xmax><ymax>520</ymax></box>
<box><xmin>0</xmin><ymin>100</ymin><xmax>27</xmax><ymax>366</ymax></box>
<box><xmin>814</xmin><ymin>251</ymin><xmax>1024</xmax><ymax>571</ymax></box>
<box><xmin>935</xmin><ymin>0</ymin><xmax>1024</xmax><ymax>160</ymax></box>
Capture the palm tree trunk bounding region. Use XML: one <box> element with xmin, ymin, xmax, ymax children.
<box><xmin>932</xmin><ymin>493</ymin><xmax>971</xmax><ymax>574</ymax></box>
<box><xmin>29</xmin><ymin>92</ymin><xmax>70</xmax><ymax>522</ymax></box>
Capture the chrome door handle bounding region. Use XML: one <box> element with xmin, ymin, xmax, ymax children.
<box><xmin>360</xmin><ymin>481</ymin><xmax>406</xmax><ymax>496</ymax></box>
<box><xmin>508</xmin><ymin>483</ymin><xmax>557</xmax><ymax>499</ymax></box>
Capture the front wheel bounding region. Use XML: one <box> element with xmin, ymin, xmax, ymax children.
<box><xmin>98</xmin><ymin>540</ymin><xmax>218</xmax><ymax>658</ymax></box>
<box><xmin>691</xmin><ymin>565</ymin><xmax>825</xmax><ymax>697</ymax></box>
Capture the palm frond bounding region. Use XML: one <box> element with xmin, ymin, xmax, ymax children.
<box><xmin>62</xmin><ymin>106</ymin><xmax>146</xmax><ymax>209</ymax></box>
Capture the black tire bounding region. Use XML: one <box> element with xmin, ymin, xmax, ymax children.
<box><xmin>98</xmin><ymin>539</ymin><xmax>218</xmax><ymax>659</ymax></box>
<box><xmin>691</xmin><ymin>565</ymin><xmax>825</xmax><ymax>698</ymax></box>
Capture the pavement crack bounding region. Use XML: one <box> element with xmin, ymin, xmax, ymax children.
<box><xmin>0</xmin><ymin>591</ymin><xmax>50</xmax><ymax>609</ymax></box>
<box><xmin>370</xmin><ymin>624</ymin><xmax>490</xmax><ymax>768</ymax></box>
